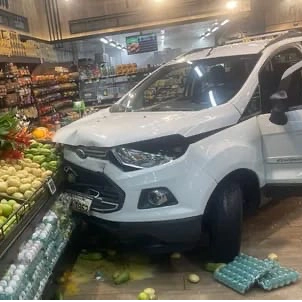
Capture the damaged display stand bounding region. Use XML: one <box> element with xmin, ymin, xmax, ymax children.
<box><xmin>0</xmin><ymin>172</ymin><xmax>76</xmax><ymax>300</ymax></box>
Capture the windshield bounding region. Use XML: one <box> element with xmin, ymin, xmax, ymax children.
<box><xmin>111</xmin><ymin>54</ymin><xmax>260</xmax><ymax>113</ymax></box>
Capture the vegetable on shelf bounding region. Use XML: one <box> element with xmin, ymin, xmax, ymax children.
<box><xmin>0</xmin><ymin>112</ymin><xmax>31</xmax><ymax>160</ymax></box>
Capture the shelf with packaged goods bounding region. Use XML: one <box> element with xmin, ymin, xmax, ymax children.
<box><xmin>36</xmin><ymin>92</ymin><xmax>79</xmax><ymax>105</ymax></box>
<box><xmin>32</xmin><ymin>84</ymin><xmax>78</xmax><ymax>98</ymax></box>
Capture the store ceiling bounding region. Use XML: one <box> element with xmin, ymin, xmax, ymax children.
<box><xmin>75</xmin><ymin>19</ymin><xmax>219</xmax><ymax>57</ymax></box>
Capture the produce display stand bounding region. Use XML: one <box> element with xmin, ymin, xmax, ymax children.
<box><xmin>0</xmin><ymin>170</ymin><xmax>64</xmax><ymax>278</ymax></box>
<box><xmin>41</xmin><ymin>225</ymin><xmax>80</xmax><ymax>300</ymax></box>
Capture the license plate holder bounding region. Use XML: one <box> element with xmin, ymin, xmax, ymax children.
<box><xmin>69</xmin><ymin>191</ymin><xmax>93</xmax><ymax>215</ymax></box>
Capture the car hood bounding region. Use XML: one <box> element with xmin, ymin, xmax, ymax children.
<box><xmin>54</xmin><ymin>104</ymin><xmax>240</xmax><ymax>147</ymax></box>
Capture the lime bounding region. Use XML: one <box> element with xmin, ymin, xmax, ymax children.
<box><xmin>0</xmin><ymin>204</ymin><xmax>13</xmax><ymax>218</ymax></box>
<box><xmin>0</xmin><ymin>216</ymin><xmax>7</xmax><ymax>225</ymax></box>
<box><xmin>138</xmin><ymin>292</ymin><xmax>150</xmax><ymax>300</ymax></box>
<box><xmin>8</xmin><ymin>200</ymin><xmax>17</xmax><ymax>207</ymax></box>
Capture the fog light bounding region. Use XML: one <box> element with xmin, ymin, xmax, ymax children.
<box><xmin>138</xmin><ymin>188</ymin><xmax>178</xmax><ymax>209</ymax></box>
<box><xmin>148</xmin><ymin>189</ymin><xmax>169</xmax><ymax>206</ymax></box>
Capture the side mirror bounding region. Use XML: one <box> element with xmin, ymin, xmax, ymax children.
<box><xmin>269</xmin><ymin>90</ymin><xmax>288</xmax><ymax>126</ymax></box>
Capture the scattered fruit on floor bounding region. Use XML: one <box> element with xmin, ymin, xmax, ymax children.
<box><xmin>170</xmin><ymin>252</ymin><xmax>182</xmax><ymax>260</ymax></box>
<box><xmin>267</xmin><ymin>253</ymin><xmax>278</xmax><ymax>261</ymax></box>
<box><xmin>188</xmin><ymin>274</ymin><xmax>200</xmax><ymax>284</ymax></box>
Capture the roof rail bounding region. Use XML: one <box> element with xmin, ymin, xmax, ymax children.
<box><xmin>225</xmin><ymin>31</ymin><xmax>289</xmax><ymax>45</ymax></box>
<box><xmin>264</xmin><ymin>29</ymin><xmax>302</xmax><ymax>48</ymax></box>
<box><xmin>174</xmin><ymin>47</ymin><xmax>211</xmax><ymax>60</ymax></box>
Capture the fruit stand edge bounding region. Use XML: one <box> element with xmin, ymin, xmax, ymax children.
<box><xmin>0</xmin><ymin>174</ymin><xmax>63</xmax><ymax>279</ymax></box>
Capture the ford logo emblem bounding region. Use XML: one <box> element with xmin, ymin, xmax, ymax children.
<box><xmin>75</xmin><ymin>148</ymin><xmax>87</xmax><ymax>159</ymax></box>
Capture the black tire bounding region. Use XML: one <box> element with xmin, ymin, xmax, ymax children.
<box><xmin>206</xmin><ymin>182</ymin><xmax>243</xmax><ymax>263</ymax></box>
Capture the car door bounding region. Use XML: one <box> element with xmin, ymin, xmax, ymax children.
<box><xmin>258</xmin><ymin>61</ymin><xmax>302</xmax><ymax>184</ymax></box>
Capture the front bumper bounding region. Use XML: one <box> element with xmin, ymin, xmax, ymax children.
<box><xmin>78</xmin><ymin>213</ymin><xmax>202</xmax><ymax>245</ymax></box>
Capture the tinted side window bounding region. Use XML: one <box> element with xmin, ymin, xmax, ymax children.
<box><xmin>260</xmin><ymin>48</ymin><xmax>302</xmax><ymax>113</ymax></box>
<box><xmin>281</xmin><ymin>68</ymin><xmax>302</xmax><ymax>110</ymax></box>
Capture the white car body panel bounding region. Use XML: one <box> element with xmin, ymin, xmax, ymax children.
<box><xmin>54</xmin><ymin>103</ymin><xmax>240</xmax><ymax>147</ymax></box>
<box><xmin>55</xmin><ymin>33</ymin><xmax>302</xmax><ymax>224</ymax></box>
<box><xmin>258</xmin><ymin>110</ymin><xmax>302</xmax><ymax>184</ymax></box>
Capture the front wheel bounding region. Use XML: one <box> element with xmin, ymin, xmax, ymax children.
<box><xmin>205</xmin><ymin>182</ymin><xmax>243</xmax><ymax>263</ymax></box>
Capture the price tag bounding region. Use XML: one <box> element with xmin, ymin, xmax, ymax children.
<box><xmin>47</xmin><ymin>178</ymin><xmax>56</xmax><ymax>195</ymax></box>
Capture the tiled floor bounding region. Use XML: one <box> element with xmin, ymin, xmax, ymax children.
<box><xmin>64</xmin><ymin>197</ymin><xmax>302</xmax><ymax>300</ymax></box>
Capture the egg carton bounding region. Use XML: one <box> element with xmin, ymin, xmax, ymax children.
<box><xmin>257</xmin><ymin>263</ymin><xmax>300</xmax><ymax>291</ymax></box>
<box><xmin>214</xmin><ymin>254</ymin><xmax>275</xmax><ymax>294</ymax></box>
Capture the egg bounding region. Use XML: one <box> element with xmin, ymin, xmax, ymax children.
<box><xmin>8</xmin><ymin>280</ymin><xmax>17</xmax><ymax>289</ymax></box>
<box><xmin>9</xmin><ymin>265</ymin><xmax>17</xmax><ymax>271</ymax></box>
<box><xmin>14</xmin><ymin>269</ymin><xmax>24</xmax><ymax>276</ymax></box>
<box><xmin>17</xmin><ymin>264</ymin><xmax>26</xmax><ymax>270</ymax></box>
<box><xmin>12</xmin><ymin>275</ymin><xmax>20</xmax><ymax>282</ymax></box>
<box><xmin>5</xmin><ymin>286</ymin><xmax>14</xmax><ymax>294</ymax></box>
<box><xmin>3</xmin><ymin>276</ymin><xmax>10</xmax><ymax>282</ymax></box>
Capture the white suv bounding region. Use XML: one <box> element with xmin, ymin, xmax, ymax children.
<box><xmin>55</xmin><ymin>31</ymin><xmax>302</xmax><ymax>262</ymax></box>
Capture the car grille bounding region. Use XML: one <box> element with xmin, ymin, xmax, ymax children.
<box><xmin>63</xmin><ymin>161</ymin><xmax>125</xmax><ymax>213</ymax></box>
<box><xmin>65</xmin><ymin>145</ymin><xmax>109</xmax><ymax>160</ymax></box>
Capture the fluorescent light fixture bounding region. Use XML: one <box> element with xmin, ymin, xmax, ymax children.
<box><xmin>194</xmin><ymin>66</ymin><xmax>203</xmax><ymax>78</ymax></box>
<box><xmin>109</xmin><ymin>41</ymin><xmax>116</xmax><ymax>47</ymax></box>
<box><xmin>205</xmin><ymin>32</ymin><xmax>211</xmax><ymax>37</ymax></box>
<box><xmin>200</xmin><ymin>36</ymin><xmax>205</xmax><ymax>40</ymax></box>
<box><xmin>221</xmin><ymin>19</ymin><xmax>230</xmax><ymax>26</ymax></box>
<box><xmin>100</xmin><ymin>37</ymin><xmax>109</xmax><ymax>44</ymax></box>
<box><xmin>212</xmin><ymin>26</ymin><xmax>219</xmax><ymax>32</ymax></box>
<box><xmin>226</xmin><ymin>0</ymin><xmax>238</xmax><ymax>9</ymax></box>
<box><xmin>187</xmin><ymin>61</ymin><xmax>193</xmax><ymax>65</ymax></box>
<box><xmin>116</xmin><ymin>44</ymin><xmax>122</xmax><ymax>49</ymax></box>
<box><xmin>209</xmin><ymin>90</ymin><xmax>217</xmax><ymax>107</ymax></box>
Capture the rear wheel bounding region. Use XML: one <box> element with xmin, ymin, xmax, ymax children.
<box><xmin>205</xmin><ymin>182</ymin><xmax>243</xmax><ymax>263</ymax></box>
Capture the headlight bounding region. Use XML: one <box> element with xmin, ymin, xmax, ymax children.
<box><xmin>111</xmin><ymin>135</ymin><xmax>189</xmax><ymax>170</ymax></box>
<box><xmin>112</xmin><ymin>147</ymin><xmax>172</xmax><ymax>169</ymax></box>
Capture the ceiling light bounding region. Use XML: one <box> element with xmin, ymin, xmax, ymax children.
<box><xmin>187</xmin><ymin>61</ymin><xmax>193</xmax><ymax>65</ymax></box>
<box><xmin>205</xmin><ymin>32</ymin><xmax>211</xmax><ymax>37</ymax></box>
<box><xmin>194</xmin><ymin>66</ymin><xmax>203</xmax><ymax>78</ymax></box>
<box><xmin>116</xmin><ymin>44</ymin><xmax>122</xmax><ymax>49</ymax></box>
<box><xmin>100</xmin><ymin>37</ymin><xmax>109</xmax><ymax>44</ymax></box>
<box><xmin>200</xmin><ymin>35</ymin><xmax>205</xmax><ymax>40</ymax></box>
<box><xmin>212</xmin><ymin>27</ymin><xmax>219</xmax><ymax>32</ymax></box>
<box><xmin>209</xmin><ymin>90</ymin><xmax>217</xmax><ymax>107</ymax></box>
<box><xmin>161</xmin><ymin>29</ymin><xmax>165</xmax><ymax>35</ymax></box>
<box><xmin>226</xmin><ymin>1</ymin><xmax>238</xmax><ymax>10</ymax></box>
<box><xmin>109</xmin><ymin>41</ymin><xmax>116</xmax><ymax>47</ymax></box>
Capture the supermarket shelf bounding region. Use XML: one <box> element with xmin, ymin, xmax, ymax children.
<box><xmin>37</xmin><ymin>94</ymin><xmax>78</xmax><ymax>105</ymax></box>
<box><xmin>80</xmin><ymin>70</ymin><xmax>154</xmax><ymax>83</ymax></box>
<box><xmin>0</xmin><ymin>56</ymin><xmax>41</xmax><ymax>64</ymax></box>
<box><xmin>33</xmin><ymin>87</ymin><xmax>78</xmax><ymax>98</ymax></box>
